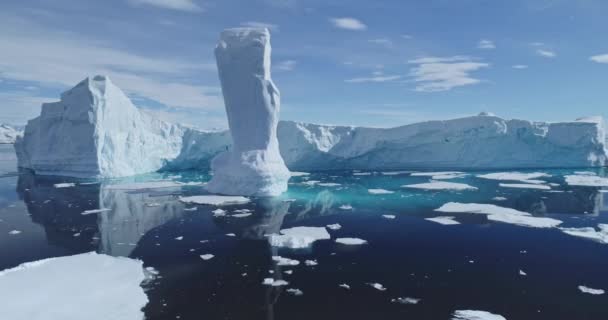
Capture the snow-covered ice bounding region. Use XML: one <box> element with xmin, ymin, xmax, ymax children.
<box><xmin>451</xmin><ymin>310</ymin><xmax>506</xmax><ymax>320</ymax></box>
<box><xmin>436</xmin><ymin>202</ymin><xmax>562</xmax><ymax>228</ymax></box>
<box><xmin>402</xmin><ymin>181</ymin><xmax>478</xmax><ymax>191</ymax></box>
<box><xmin>498</xmin><ymin>183</ymin><xmax>551</xmax><ymax>190</ymax></box>
<box><xmin>426</xmin><ymin>216</ymin><xmax>460</xmax><ymax>225</ymax></box>
<box><xmin>205</xmin><ymin>28</ymin><xmax>290</xmax><ymax>196</ymax></box>
<box><xmin>178</xmin><ymin>195</ymin><xmax>250</xmax><ymax>206</ymax></box>
<box><xmin>578</xmin><ymin>285</ymin><xmax>605</xmax><ymax>295</ymax></box>
<box><xmin>336</xmin><ymin>237</ymin><xmax>368</xmax><ymax>245</ymax></box>
<box><xmin>0</xmin><ymin>252</ymin><xmax>148</xmax><ymax>320</ymax></box>
<box><xmin>269</xmin><ymin>226</ymin><xmax>330</xmax><ymax>249</ymax></box>
<box><xmin>368</xmin><ymin>189</ymin><xmax>394</xmax><ymax>194</ymax></box>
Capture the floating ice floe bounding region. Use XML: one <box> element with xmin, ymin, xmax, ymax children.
<box><xmin>559</xmin><ymin>224</ymin><xmax>608</xmax><ymax>244</ymax></box>
<box><xmin>301</xmin><ymin>180</ymin><xmax>321</xmax><ymax>186</ymax></box>
<box><xmin>184</xmin><ymin>207</ymin><xmax>197</xmax><ymax>211</ymax></box>
<box><xmin>435</xmin><ymin>202</ymin><xmax>562</xmax><ymax>228</ymax></box>
<box><xmin>574</xmin><ymin>171</ymin><xmax>596</xmax><ymax>176</ymax></box>
<box><xmin>290</xmin><ymin>172</ymin><xmax>310</xmax><ymax>177</ymax></box>
<box><xmin>368</xmin><ymin>189</ymin><xmax>394</xmax><ymax>195</ymax></box>
<box><xmin>492</xmin><ymin>197</ymin><xmax>507</xmax><ymax>201</ymax></box>
<box><xmin>382</xmin><ymin>214</ymin><xmax>396</xmax><ymax>219</ymax></box>
<box><xmin>477</xmin><ymin>172</ymin><xmax>550</xmax><ymax>183</ymax></box>
<box><xmin>391</xmin><ymin>297</ymin><xmax>420</xmax><ymax>304</ymax></box>
<box><xmin>410</xmin><ymin>171</ymin><xmax>467</xmax><ymax>180</ymax></box>
<box><xmin>272</xmin><ymin>256</ymin><xmax>300</xmax><ymax>266</ymax></box>
<box><xmin>286</xmin><ymin>288</ymin><xmax>303</xmax><ymax>296</ymax></box>
<box><xmin>318</xmin><ymin>182</ymin><xmax>341</xmax><ymax>187</ymax></box>
<box><xmin>381</xmin><ymin>171</ymin><xmax>411</xmax><ymax>175</ymax></box>
<box><xmin>519</xmin><ymin>269</ymin><xmax>527</xmax><ymax>276</ymax></box>
<box><xmin>565</xmin><ymin>174</ymin><xmax>608</xmax><ymax>187</ymax></box>
<box><xmin>175</xmin><ymin>236</ymin><xmax>183</xmax><ymax>240</ymax></box>
<box><xmin>81</xmin><ymin>208</ymin><xmax>111</xmax><ymax>215</ymax></box>
<box><xmin>230</xmin><ymin>213</ymin><xmax>252</xmax><ymax>218</ymax></box>
<box><xmin>425</xmin><ymin>216</ymin><xmax>460</xmax><ymax>225</ymax></box>
<box><xmin>212</xmin><ymin>208</ymin><xmax>227</xmax><ymax>217</ymax></box>
<box><xmin>327</xmin><ymin>223</ymin><xmax>342</xmax><ymax>230</ymax></box>
<box><xmin>54</xmin><ymin>182</ymin><xmax>76</xmax><ymax>188</ymax></box>
<box><xmin>226</xmin><ymin>233</ymin><xmax>236</xmax><ymax>237</ymax></box>
<box><xmin>304</xmin><ymin>260</ymin><xmax>318</xmax><ymax>266</ymax></box>
<box><xmin>339</xmin><ymin>283</ymin><xmax>351</xmax><ymax>289</ymax></box>
<box><xmin>368</xmin><ymin>283</ymin><xmax>387</xmax><ymax>291</ymax></box>
<box><xmin>103</xmin><ymin>181</ymin><xmax>185</xmax><ymax>190</ymax></box>
<box><xmin>339</xmin><ymin>204</ymin><xmax>353</xmax><ymax>210</ymax></box>
<box><xmin>179</xmin><ymin>195</ymin><xmax>250</xmax><ymax>206</ymax></box>
<box><xmin>353</xmin><ymin>172</ymin><xmax>372</xmax><ymax>176</ymax></box>
<box><xmin>269</xmin><ymin>226</ymin><xmax>331</xmax><ymax>249</ymax></box>
<box><xmin>498</xmin><ymin>183</ymin><xmax>551</xmax><ymax>190</ymax></box>
<box><xmin>336</xmin><ymin>238</ymin><xmax>368</xmax><ymax>245</ymax></box>
<box><xmin>578</xmin><ymin>285</ymin><xmax>605</xmax><ymax>295</ymax></box>
<box><xmin>0</xmin><ymin>252</ymin><xmax>148</xmax><ymax>320</ymax></box>
<box><xmin>451</xmin><ymin>310</ymin><xmax>506</xmax><ymax>320</ymax></box>
<box><xmin>8</xmin><ymin>230</ymin><xmax>21</xmax><ymax>235</ymax></box>
<box><xmin>200</xmin><ymin>254</ymin><xmax>214</xmax><ymax>260</ymax></box>
<box><xmin>402</xmin><ymin>180</ymin><xmax>478</xmax><ymax>191</ymax></box>
<box><xmin>262</xmin><ymin>278</ymin><xmax>289</xmax><ymax>286</ymax></box>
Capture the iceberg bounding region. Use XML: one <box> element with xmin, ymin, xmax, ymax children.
<box><xmin>205</xmin><ymin>28</ymin><xmax>290</xmax><ymax>196</ymax></box>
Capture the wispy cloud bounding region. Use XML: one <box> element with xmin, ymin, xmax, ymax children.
<box><xmin>401</xmin><ymin>34</ymin><xmax>413</xmax><ymax>39</ymax></box>
<box><xmin>477</xmin><ymin>39</ymin><xmax>495</xmax><ymax>50</ymax></box>
<box><xmin>368</xmin><ymin>38</ymin><xmax>393</xmax><ymax>48</ymax></box>
<box><xmin>512</xmin><ymin>64</ymin><xmax>529</xmax><ymax>69</ymax></box>
<box><xmin>536</xmin><ymin>49</ymin><xmax>556</xmax><ymax>58</ymax></box>
<box><xmin>240</xmin><ymin>21</ymin><xmax>279</xmax><ymax>31</ymax></box>
<box><xmin>330</xmin><ymin>17</ymin><xmax>367</xmax><ymax>31</ymax></box>
<box><xmin>408</xmin><ymin>56</ymin><xmax>489</xmax><ymax>92</ymax></box>
<box><xmin>345</xmin><ymin>75</ymin><xmax>401</xmax><ymax>83</ymax></box>
<box><xmin>127</xmin><ymin>0</ymin><xmax>203</xmax><ymax>12</ymax></box>
<box><xmin>590</xmin><ymin>54</ymin><xmax>608</xmax><ymax>64</ymax></box>
<box><xmin>275</xmin><ymin>60</ymin><xmax>297</xmax><ymax>71</ymax></box>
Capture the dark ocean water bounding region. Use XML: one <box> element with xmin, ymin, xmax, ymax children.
<box><xmin>1</xmin><ymin>144</ymin><xmax>607</xmax><ymax>319</ymax></box>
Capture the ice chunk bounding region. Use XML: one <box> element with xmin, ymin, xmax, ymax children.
<box><xmin>104</xmin><ymin>181</ymin><xmax>184</xmax><ymax>190</ymax></box>
<box><xmin>200</xmin><ymin>254</ymin><xmax>215</xmax><ymax>260</ymax></box>
<box><xmin>339</xmin><ymin>283</ymin><xmax>351</xmax><ymax>290</ymax></box>
<box><xmin>272</xmin><ymin>256</ymin><xmax>300</xmax><ymax>266</ymax></box>
<box><xmin>492</xmin><ymin>197</ymin><xmax>507</xmax><ymax>201</ymax></box>
<box><xmin>339</xmin><ymin>204</ymin><xmax>353</xmax><ymax>210</ymax></box>
<box><xmin>578</xmin><ymin>285</ymin><xmax>605</xmax><ymax>295</ymax></box>
<box><xmin>367</xmin><ymin>282</ymin><xmax>387</xmax><ymax>291</ymax></box>
<box><xmin>565</xmin><ymin>174</ymin><xmax>608</xmax><ymax>187</ymax></box>
<box><xmin>205</xmin><ymin>28</ymin><xmax>290</xmax><ymax>196</ymax></box>
<box><xmin>0</xmin><ymin>252</ymin><xmax>148</xmax><ymax>320</ymax></box>
<box><xmin>81</xmin><ymin>208</ymin><xmax>111</xmax><ymax>215</ymax></box>
<box><xmin>8</xmin><ymin>230</ymin><xmax>21</xmax><ymax>235</ymax></box>
<box><xmin>498</xmin><ymin>183</ymin><xmax>551</xmax><ymax>190</ymax></box>
<box><xmin>411</xmin><ymin>171</ymin><xmax>467</xmax><ymax>180</ymax></box>
<box><xmin>336</xmin><ymin>237</ymin><xmax>368</xmax><ymax>245</ymax></box>
<box><xmin>269</xmin><ymin>226</ymin><xmax>331</xmax><ymax>249</ymax></box>
<box><xmin>559</xmin><ymin>224</ymin><xmax>608</xmax><ymax>244</ymax></box>
<box><xmin>286</xmin><ymin>288</ymin><xmax>303</xmax><ymax>296</ymax></box>
<box><xmin>426</xmin><ymin>216</ymin><xmax>460</xmax><ymax>225</ymax></box>
<box><xmin>519</xmin><ymin>269</ymin><xmax>527</xmax><ymax>276</ymax></box>
<box><xmin>326</xmin><ymin>223</ymin><xmax>342</xmax><ymax>230</ymax></box>
<box><xmin>402</xmin><ymin>181</ymin><xmax>478</xmax><ymax>191</ymax></box>
<box><xmin>54</xmin><ymin>183</ymin><xmax>75</xmax><ymax>188</ymax></box>
<box><xmin>477</xmin><ymin>172</ymin><xmax>551</xmax><ymax>181</ymax></box>
<box><xmin>304</xmin><ymin>259</ymin><xmax>318</xmax><ymax>266</ymax></box>
<box><xmin>391</xmin><ymin>297</ymin><xmax>420</xmax><ymax>304</ymax></box>
<box><xmin>179</xmin><ymin>195</ymin><xmax>250</xmax><ymax>206</ymax></box>
<box><xmin>382</xmin><ymin>214</ymin><xmax>396</xmax><ymax>219</ymax></box>
<box><xmin>262</xmin><ymin>278</ymin><xmax>289</xmax><ymax>286</ymax></box>
<box><xmin>231</xmin><ymin>213</ymin><xmax>252</xmax><ymax>218</ymax></box>
<box><xmin>451</xmin><ymin>310</ymin><xmax>506</xmax><ymax>320</ymax></box>
<box><xmin>436</xmin><ymin>202</ymin><xmax>562</xmax><ymax>228</ymax></box>
<box><xmin>290</xmin><ymin>171</ymin><xmax>310</xmax><ymax>177</ymax></box>
<box><xmin>368</xmin><ymin>189</ymin><xmax>394</xmax><ymax>194</ymax></box>
<box><xmin>318</xmin><ymin>182</ymin><xmax>341</xmax><ymax>187</ymax></box>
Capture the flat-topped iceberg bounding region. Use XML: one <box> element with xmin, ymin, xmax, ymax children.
<box><xmin>205</xmin><ymin>28</ymin><xmax>290</xmax><ymax>196</ymax></box>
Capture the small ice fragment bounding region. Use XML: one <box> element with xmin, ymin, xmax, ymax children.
<box><xmin>425</xmin><ymin>216</ymin><xmax>460</xmax><ymax>225</ymax></box>
<box><xmin>353</xmin><ymin>172</ymin><xmax>372</xmax><ymax>176</ymax></box>
<box><xmin>175</xmin><ymin>236</ymin><xmax>183</xmax><ymax>240</ymax></box>
<box><xmin>262</xmin><ymin>278</ymin><xmax>289</xmax><ymax>286</ymax></box>
<box><xmin>339</xmin><ymin>283</ymin><xmax>350</xmax><ymax>290</ymax></box>
<box><xmin>179</xmin><ymin>195</ymin><xmax>250</xmax><ymax>206</ymax></box>
<box><xmin>382</xmin><ymin>214</ymin><xmax>396</xmax><ymax>219</ymax></box>
<box><xmin>73</xmin><ymin>233</ymin><xmax>80</xmax><ymax>237</ymax></box>
<box><xmin>327</xmin><ymin>223</ymin><xmax>342</xmax><ymax>230</ymax></box>
<box><xmin>184</xmin><ymin>207</ymin><xmax>197</xmax><ymax>211</ymax></box>
<box><xmin>477</xmin><ymin>172</ymin><xmax>550</xmax><ymax>182</ymax></box>
<box><xmin>318</xmin><ymin>182</ymin><xmax>341</xmax><ymax>187</ymax></box>
<box><xmin>368</xmin><ymin>283</ymin><xmax>387</xmax><ymax>291</ymax></box>
<box><xmin>519</xmin><ymin>270</ymin><xmax>527</xmax><ymax>276</ymax></box>
<box><xmin>391</xmin><ymin>297</ymin><xmax>420</xmax><ymax>304</ymax></box>
<box><xmin>411</xmin><ymin>171</ymin><xmax>467</xmax><ymax>180</ymax></box>
<box><xmin>8</xmin><ymin>230</ymin><xmax>21</xmax><ymax>235</ymax></box>
<box><xmin>578</xmin><ymin>285</ymin><xmax>605</xmax><ymax>295</ymax></box>
<box><xmin>272</xmin><ymin>256</ymin><xmax>300</xmax><ymax>266</ymax></box>
<box><xmin>212</xmin><ymin>209</ymin><xmax>227</xmax><ymax>217</ymax></box>
<box><xmin>290</xmin><ymin>172</ymin><xmax>310</xmax><ymax>177</ymax></box>
<box><xmin>339</xmin><ymin>205</ymin><xmax>353</xmax><ymax>210</ymax></box>
<box><xmin>492</xmin><ymin>197</ymin><xmax>507</xmax><ymax>201</ymax></box>
<box><xmin>269</xmin><ymin>226</ymin><xmax>331</xmax><ymax>249</ymax></box>
<box><xmin>451</xmin><ymin>310</ymin><xmax>506</xmax><ymax>320</ymax></box>
<box><xmin>368</xmin><ymin>189</ymin><xmax>394</xmax><ymax>194</ymax></box>
<box><xmin>200</xmin><ymin>254</ymin><xmax>214</xmax><ymax>260</ymax></box>
<box><xmin>81</xmin><ymin>208</ymin><xmax>111</xmax><ymax>215</ymax></box>
<box><xmin>231</xmin><ymin>213</ymin><xmax>252</xmax><ymax>218</ymax></box>
<box><xmin>402</xmin><ymin>181</ymin><xmax>477</xmax><ymax>190</ymax></box>
<box><xmin>226</xmin><ymin>233</ymin><xmax>236</xmax><ymax>237</ymax></box>
<box><xmin>304</xmin><ymin>260</ymin><xmax>318</xmax><ymax>266</ymax></box>
<box><xmin>145</xmin><ymin>266</ymin><xmax>159</xmax><ymax>275</ymax></box>
<box><xmin>499</xmin><ymin>183</ymin><xmax>551</xmax><ymax>190</ymax></box>
<box><xmin>336</xmin><ymin>238</ymin><xmax>368</xmax><ymax>245</ymax></box>
<box><xmin>284</xmin><ymin>270</ymin><xmax>293</xmax><ymax>275</ymax></box>
<box><xmin>54</xmin><ymin>183</ymin><xmax>76</xmax><ymax>188</ymax></box>
<box><xmin>286</xmin><ymin>288</ymin><xmax>303</xmax><ymax>296</ymax></box>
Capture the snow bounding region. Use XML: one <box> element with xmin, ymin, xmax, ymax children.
<box><xmin>336</xmin><ymin>237</ymin><xmax>368</xmax><ymax>245</ymax></box>
<box><xmin>391</xmin><ymin>297</ymin><xmax>420</xmax><ymax>304</ymax></box>
<box><xmin>178</xmin><ymin>195</ymin><xmax>250</xmax><ymax>206</ymax></box>
<box><xmin>435</xmin><ymin>202</ymin><xmax>563</xmax><ymax>228</ymax></box>
<box><xmin>368</xmin><ymin>189</ymin><xmax>394</xmax><ymax>194</ymax></box>
<box><xmin>560</xmin><ymin>224</ymin><xmax>608</xmax><ymax>244</ymax></box>
<box><xmin>326</xmin><ymin>223</ymin><xmax>342</xmax><ymax>230</ymax></box>
<box><xmin>15</xmin><ymin>75</ymin><xmax>185</xmax><ymax>178</ymax></box>
<box><xmin>200</xmin><ymin>254</ymin><xmax>215</xmax><ymax>260</ymax></box>
<box><xmin>578</xmin><ymin>285</ymin><xmax>605</xmax><ymax>295</ymax></box>
<box><xmin>81</xmin><ymin>208</ymin><xmax>111</xmax><ymax>215</ymax></box>
<box><xmin>0</xmin><ymin>124</ymin><xmax>23</xmax><ymax>144</ymax></box>
<box><xmin>477</xmin><ymin>172</ymin><xmax>551</xmax><ymax>182</ymax></box>
<box><xmin>205</xmin><ymin>28</ymin><xmax>290</xmax><ymax>196</ymax></box>
<box><xmin>402</xmin><ymin>180</ymin><xmax>478</xmax><ymax>190</ymax></box>
<box><xmin>272</xmin><ymin>256</ymin><xmax>300</xmax><ymax>266</ymax></box>
<box><xmin>54</xmin><ymin>183</ymin><xmax>75</xmax><ymax>188</ymax></box>
<box><xmin>498</xmin><ymin>183</ymin><xmax>551</xmax><ymax>190</ymax></box>
<box><xmin>0</xmin><ymin>252</ymin><xmax>148</xmax><ymax>320</ymax></box>
<box><xmin>426</xmin><ymin>216</ymin><xmax>460</xmax><ymax>225</ymax></box>
<box><xmin>565</xmin><ymin>174</ymin><xmax>608</xmax><ymax>187</ymax></box>
<box><xmin>269</xmin><ymin>226</ymin><xmax>331</xmax><ymax>249</ymax></box>
<box><xmin>451</xmin><ymin>310</ymin><xmax>506</xmax><ymax>320</ymax></box>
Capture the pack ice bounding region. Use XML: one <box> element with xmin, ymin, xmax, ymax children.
<box><xmin>205</xmin><ymin>28</ymin><xmax>290</xmax><ymax>196</ymax></box>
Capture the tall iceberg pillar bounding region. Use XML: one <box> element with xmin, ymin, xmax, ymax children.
<box><xmin>206</xmin><ymin>28</ymin><xmax>290</xmax><ymax>196</ymax></box>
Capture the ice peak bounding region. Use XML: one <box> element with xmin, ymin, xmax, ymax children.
<box><xmin>62</xmin><ymin>75</ymin><xmax>116</xmax><ymax>101</ymax></box>
<box><xmin>218</xmin><ymin>28</ymin><xmax>270</xmax><ymax>47</ymax></box>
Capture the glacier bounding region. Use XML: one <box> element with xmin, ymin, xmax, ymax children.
<box><xmin>205</xmin><ymin>28</ymin><xmax>290</xmax><ymax>196</ymax></box>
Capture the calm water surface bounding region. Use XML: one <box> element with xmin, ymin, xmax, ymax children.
<box><xmin>1</xmin><ymin>145</ymin><xmax>607</xmax><ymax>319</ymax></box>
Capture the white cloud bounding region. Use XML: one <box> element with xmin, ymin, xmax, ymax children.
<box><xmin>330</xmin><ymin>17</ymin><xmax>367</xmax><ymax>31</ymax></box>
<box><xmin>0</xmin><ymin>91</ymin><xmax>56</xmax><ymax>125</ymax></box>
<box><xmin>477</xmin><ymin>39</ymin><xmax>495</xmax><ymax>50</ymax></box>
<box><xmin>590</xmin><ymin>54</ymin><xmax>608</xmax><ymax>64</ymax></box>
<box><xmin>368</xmin><ymin>38</ymin><xmax>393</xmax><ymax>48</ymax></box>
<box><xmin>401</xmin><ymin>34</ymin><xmax>413</xmax><ymax>39</ymax></box>
<box><xmin>408</xmin><ymin>56</ymin><xmax>489</xmax><ymax>92</ymax></box>
<box><xmin>240</xmin><ymin>21</ymin><xmax>279</xmax><ymax>31</ymax></box>
<box><xmin>512</xmin><ymin>64</ymin><xmax>528</xmax><ymax>69</ymax></box>
<box><xmin>536</xmin><ymin>49</ymin><xmax>556</xmax><ymax>58</ymax></box>
<box><xmin>275</xmin><ymin>60</ymin><xmax>297</xmax><ymax>71</ymax></box>
<box><xmin>345</xmin><ymin>75</ymin><xmax>401</xmax><ymax>83</ymax></box>
<box><xmin>128</xmin><ymin>0</ymin><xmax>203</xmax><ymax>12</ymax></box>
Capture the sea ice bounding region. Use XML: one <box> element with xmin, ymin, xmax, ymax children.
<box><xmin>290</xmin><ymin>172</ymin><xmax>310</xmax><ymax>177</ymax></box>
<box><xmin>492</xmin><ymin>197</ymin><xmax>507</xmax><ymax>201</ymax></box>
<box><xmin>519</xmin><ymin>269</ymin><xmax>527</xmax><ymax>276</ymax></box>
<box><xmin>81</xmin><ymin>208</ymin><xmax>111</xmax><ymax>215</ymax></box>
<box><xmin>339</xmin><ymin>283</ymin><xmax>351</xmax><ymax>290</ymax></box>
<box><xmin>104</xmin><ymin>181</ymin><xmax>184</xmax><ymax>190</ymax></box>
<box><xmin>327</xmin><ymin>223</ymin><xmax>342</xmax><ymax>230</ymax></box>
<box><xmin>451</xmin><ymin>310</ymin><xmax>506</xmax><ymax>320</ymax></box>
<box><xmin>262</xmin><ymin>278</ymin><xmax>289</xmax><ymax>286</ymax></box>
<box><xmin>411</xmin><ymin>171</ymin><xmax>467</xmax><ymax>180</ymax></box>
<box><xmin>559</xmin><ymin>224</ymin><xmax>608</xmax><ymax>244</ymax></box>
<box><xmin>8</xmin><ymin>230</ymin><xmax>21</xmax><ymax>235</ymax></box>
<box><xmin>0</xmin><ymin>252</ymin><xmax>148</xmax><ymax>320</ymax></box>
<box><xmin>368</xmin><ymin>189</ymin><xmax>394</xmax><ymax>194</ymax></box>
<box><xmin>286</xmin><ymin>288</ymin><xmax>304</xmax><ymax>296</ymax></box>
<box><xmin>318</xmin><ymin>182</ymin><xmax>341</xmax><ymax>187</ymax></box>
<box><xmin>565</xmin><ymin>174</ymin><xmax>608</xmax><ymax>187</ymax></box>
<box><xmin>231</xmin><ymin>213</ymin><xmax>252</xmax><ymax>218</ymax></box>
<box><xmin>178</xmin><ymin>195</ymin><xmax>250</xmax><ymax>206</ymax></box>
<box><xmin>272</xmin><ymin>256</ymin><xmax>300</xmax><ymax>266</ymax></box>
<box><xmin>336</xmin><ymin>238</ymin><xmax>368</xmax><ymax>245</ymax></box>
<box><xmin>304</xmin><ymin>259</ymin><xmax>318</xmax><ymax>266</ymax></box>
<box><xmin>269</xmin><ymin>226</ymin><xmax>331</xmax><ymax>249</ymax></box>
<box><xmin>382</xmin><ymin>214</ymin><xmax>396</xmax><ymax>219</ymax></box>
<box><xmin>402</xmin><ymin>181</ymin><xmax>478</xmax><ymax>191</ymax></box>
<box><xmin>54</xmin><ymin>183</ymin><xmax>75</xmax><ymax>188</ymax></box>
<box><xmin>391</xmin><ymin>297</ymin><xmax>420</xmax><ymax>304</ymax></box>
<box><xmin>200</xmin><ymin>254</ymin><xmax>215</xmax><ymax>260</ymax></box>
<box><xmin>426</xmin><ymin>216</ymin><xmax>460</xmax><ymax>225</ymax></box>
<box><xmin>368</xmin><ymin>282</ymin><xmax>387</xmax><ymax>291</ymax></box>
<box><xmin>205</xmin><ymin>28</ymin><xmax>290</xmax><ymax>196</ymax></box>
<box><xmin>578</xmin><ymin>285</ymin><xmax>605</xmax><ymax>295</ymax></box>
<box><xmin>435</xmin><ymin>202</ymin><xmax>562</xmax><ymax>228</ymax></box>
<box><xmin>477</xmin><ymin>172</ymin><xmax>551</xmax><ymax>182</ymax></box>
<box><xmin>498</xmin><ymin>183</ymin><xmax>551</xmax><ymax>190</ymax></box>
<box><xmin>339</xmin><ymin>204</ymin><xmax>353</xmax><ymax>210</ymax></box>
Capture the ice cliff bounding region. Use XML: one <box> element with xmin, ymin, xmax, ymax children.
<box><xmin>15</xmin><ymin>75</ymin><xmax>185</xmax><ymax>177</ymax></box>
<box><xmin>205</xmin><ymin>28</ymin><xmax>290</xmax><ymax>196</ymax></box>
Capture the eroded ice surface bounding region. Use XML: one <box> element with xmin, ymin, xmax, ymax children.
<box><xmin>0</xmin><ymin>252</ymin><xmax>148</xmax><ymax>320</ymax></box>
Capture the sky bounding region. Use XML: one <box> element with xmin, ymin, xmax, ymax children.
<box><xmin>1</xmin><ymin>0</ymin><xmax>607</xmax><ymax>129</ymax></box>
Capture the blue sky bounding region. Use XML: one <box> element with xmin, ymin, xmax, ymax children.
<box><xmin>1</xmin><ymin>0</ymin><xmax>607</xmax><ymax>129</ymax></box>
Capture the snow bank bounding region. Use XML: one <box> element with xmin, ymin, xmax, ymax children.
<box><xmin>436</xmin><ymin>202</ymin><xmax>562</xmax><ymax>228</ymax></box>
<box><xmin>402</xmin><ymin>181</ymin><xmax>478</xmax><ymax>190</ymax></box>
<box><xmin>0</xmin><ymin>252</ymin><xmax>148</xmax><ymax>320</ymax></box>
<box><xmin>269</xmin><ymin>226</ymin><xmax>330</xmax><ymax>249</ymax></box>
<box><xmin>205</xmin><ymin>28</ymin><xmax>290</xmax><ymax>196</ymax></box>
